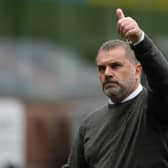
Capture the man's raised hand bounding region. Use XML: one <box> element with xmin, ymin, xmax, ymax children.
<box><xmin>116</xmin><ymin>8</ymin><xmax>143</xmax><ymax>44</ymax></box>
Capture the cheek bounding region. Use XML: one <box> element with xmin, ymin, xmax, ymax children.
<box><xmin>119</xmin><ymin>69</ymin><xmax>134</xmax><ymax>81</ymax></box>
<box><xmin>126</xmin><ymin>69</ymin><xmax>136</xmax><ymax>81</ymax></box>
<box><xmin>124</xmin><ymin>65</ymin><xmax>135</xmax><ymax>75</ymax></box>
<box><xmin>98</xmin><ymin>74</ymin><xmax>104</xmax><ymax>83</ymax></box>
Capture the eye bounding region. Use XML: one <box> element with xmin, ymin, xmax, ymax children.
<box><xmin>110</xmin><ymin>62</ymin><xmax>122</xmax><ymax>69</ymax></box>
<box><xmin>97</xmin><ymin>65</ymin><xmax>106</xmax><ymax>72</ymax></box>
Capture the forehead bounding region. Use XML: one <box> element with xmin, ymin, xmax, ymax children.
<box><xmin>96</xmin><ymin>47</ymin><xmax>129</xmax><ymax>65</ymax></box>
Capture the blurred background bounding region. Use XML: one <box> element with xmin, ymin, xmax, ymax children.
<box><xmin>0</xmin><ymin>0</ymin><xmax>168</xmax><ymax>168</ymax></box>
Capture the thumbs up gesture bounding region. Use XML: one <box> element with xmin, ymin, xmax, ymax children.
<box><xmin>116</xmin><ymin>8</ymin><xmax>143</xmax><ymax>44</ymax></box>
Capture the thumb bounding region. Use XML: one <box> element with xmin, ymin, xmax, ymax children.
<box><xmin>116</xmin><ymin>8</ymin><xmax>125</xmax><ymax>19</ymax></box>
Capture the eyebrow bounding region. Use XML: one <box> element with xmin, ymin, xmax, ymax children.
<box><xmin>97</xmin><ymin>60</ymin><xmax>123</xmax><ymax>66</ymax></box>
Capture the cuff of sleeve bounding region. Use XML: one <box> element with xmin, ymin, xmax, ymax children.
<box><xmin>131</xmin><ymin>34</ymin><xmax>153</xmax><ymax>55</ymax></box>
<box><xmin>132</xmin><ymin>31</ymin><xmax>145</xmax><ymax>46</ymax></box>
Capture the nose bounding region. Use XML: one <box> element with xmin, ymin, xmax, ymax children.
<box><xmin>104</xmin><ymin>66</ymin><xmax>113</xmax><ymax>77</ymax></box>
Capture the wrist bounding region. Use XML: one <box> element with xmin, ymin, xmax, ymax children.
<box><xmin>132</xmin><ymin>31</ymin><xmax>144</xmax><ymax>46</ymax></box>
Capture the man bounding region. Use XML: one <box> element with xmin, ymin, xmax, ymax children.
<box><xmin>65</xmin><ymin>8</ymin><xmax>168</xmax><ymax>168</ymax></box>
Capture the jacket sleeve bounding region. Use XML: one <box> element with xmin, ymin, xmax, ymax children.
<box><xmin>131</xmin><ymin>34</ymin><xmax>168</xmax><ymax>122</ymax></box>
<box><xmin>66</xmin><ymin>126</ymin><xmax>89</xmax><ymax>168</ymax></box>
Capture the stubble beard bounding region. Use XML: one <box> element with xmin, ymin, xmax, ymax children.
<box><xmin>103</xmin><ymin>85</ymin><xmax>126</xmax><ymax>101</ymax></box>
<box><xmin>103</xmin><ymin>79</ymin><xmax>135</xmax><ymax>103</ymax></box>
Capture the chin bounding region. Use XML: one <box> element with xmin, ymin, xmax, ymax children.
<box><xmin>104</xmin><ymin>89</ymin><xmax>116</xmax><ymax>98</ymax></box>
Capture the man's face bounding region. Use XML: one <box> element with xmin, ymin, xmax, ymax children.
<box><xmin>96</xmin><ymin>47</ymin><xmax>141</xmax><ymax>103</ymax></box>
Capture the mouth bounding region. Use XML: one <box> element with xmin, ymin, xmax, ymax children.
<box><xmin>103</xmin><ymin>82</ymin><xmax>118</xmax><ymax>89</ymax></box>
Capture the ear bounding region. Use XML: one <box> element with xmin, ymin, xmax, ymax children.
<box><xmin>135</xmin><ymin>63</ymin><xmax>142</xmax><ymax>80</ymax></box>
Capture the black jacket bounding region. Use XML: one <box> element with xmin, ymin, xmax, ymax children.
<box><xmin>66</xmin><ymin>35</ymin><xmax>168</xmax><ymax>168</ymax></box>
